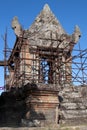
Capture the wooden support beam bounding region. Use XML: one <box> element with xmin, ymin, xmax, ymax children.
<box><xmin>0</xmin><ymin>61</ymin><xmax>8</xmax><ymax>66</ymax></box>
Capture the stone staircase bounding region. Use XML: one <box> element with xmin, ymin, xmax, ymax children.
<box><xmin>59</xmin><ymin>86</ymin><xmax>87</xmax><ymax>125</ymax></box>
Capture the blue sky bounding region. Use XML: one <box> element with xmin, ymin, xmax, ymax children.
<box><xmin>0</xmin><ymin>0</ymin><xmax>87</xmax><ymax>92</ymax></box>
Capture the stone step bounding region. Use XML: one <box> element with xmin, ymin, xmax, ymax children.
<box><xmin>61</xmin><ymin>110</ymin><xmax>87</xmax><ymax>119</ymax></box>
<box><xmin>60</xmin><ymin>92</ymin><xmax>82</xmax><ymax>98</ymax></box>
<box><xmin>61</xmin><ymin>102</ymin><xmax>87</xmax><ymax>110</ymax></box>
<box><xmin>61</xmin><ymin>119</ymin><xmax>87</xmax><ymax>126</ymax></box>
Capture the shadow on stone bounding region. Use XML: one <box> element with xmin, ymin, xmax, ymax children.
<box><xmin>0</xmin><ymin>83</ymin><xmax>46</xmax><ymax>127</ymax></box>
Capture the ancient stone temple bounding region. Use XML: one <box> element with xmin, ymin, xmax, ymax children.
<box><xmin>3</xmin><ymin>4</ymin><xmax>85</xmax><ymax>126</ymax></box>
<box><xmin>8</xmin><ymin>4</ymin><xmax>81</xmax><ymax>88</ymax></box>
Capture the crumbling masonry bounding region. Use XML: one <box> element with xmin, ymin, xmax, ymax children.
<box><xmin>1</xmin><ymin>4</ymin><xmax>87</xmax><ymax>127</ymax></box>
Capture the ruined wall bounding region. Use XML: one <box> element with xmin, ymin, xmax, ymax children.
<box><xmin>1</xmin><ymin>82</ymin><xmax>87</xmax><ymax>126</ymax></box>
<box><xmin>25</xmin><ymin>89</ymin><xmax>59</xmax><ymax>126</ymax></box>
<box><xmin>59</xmin><ymin>86</ymin><xmax>87</xmax><ymax>125</ymax></box>
<box><xmin>0</xmin><ymin>83</ymin><xmax>59</xmax><ymax>127</ymax></box>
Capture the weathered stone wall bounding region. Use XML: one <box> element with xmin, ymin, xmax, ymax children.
<box><xmin>59</xmin><ymin>86</ymin><xmax>87</xmax><ymax>125</ymax></box>
<box><xmin>0</xmin><ymin>83</ymin><xmax>59</xmax><ymax>127</ymax></box>
<box><xmin>25</xmin><ymin>90</ymin><xmax>59</xmax><ymax>126</ymax></box>
<box><xmin>1</xmin><ymin>84</ymin><xmax>87</xmax><ymax>127</ymax></box>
